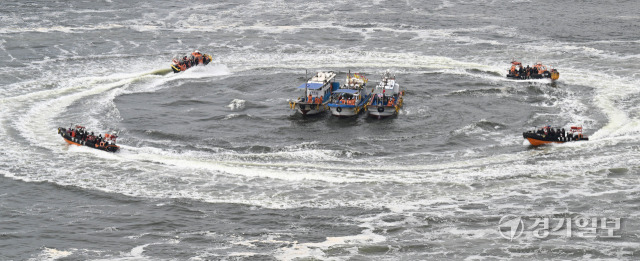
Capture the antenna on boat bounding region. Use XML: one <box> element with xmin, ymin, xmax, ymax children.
<box><xmin>305</xmin><ymin>69</ymin><xmax>309</xmax><ymax>99</ymax></box>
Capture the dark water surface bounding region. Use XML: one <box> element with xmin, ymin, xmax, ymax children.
<box><xmin>1</xmin><ymin>0</ymin><xmax>639</xmax><ymax>260</ymax></box>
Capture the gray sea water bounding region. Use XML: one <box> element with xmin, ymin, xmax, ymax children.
<box><xmin>1</xmin><ymin>0</ymin><xmax>639</xmax><ymax>260</ymax></box>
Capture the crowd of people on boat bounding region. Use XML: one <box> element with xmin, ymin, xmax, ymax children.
<box><xmin>305</xmin><ymin>94</ymin><xmax>324</xmax><ymax>104</ymax></box>
<box><xmin>508</xmin><ymin>61</ymin><xmax>556</xmax><ymax>79</ymax></box>
<box><xmin>63</xmin><ymin>125</ymin><xmax>117</xmax><ymax>147</ymax></box>
<box><xmin>335</xmin><ymin>95</ymin><xmax>358</xmax><ymax>105</ymax></box>
<box><xmin>370</xmin><ymin>93</ymin><xmax>397</xmax><ymax>107</ymax></box>
<box><xmin>532</xmin><ymin>126</ymin><xmax>585</xmax><ymax>141</ymax></box>
<box><xmin>172</xmin><ymin>50</ymin><xmax>211</xmax><ymax>72</ymax></box>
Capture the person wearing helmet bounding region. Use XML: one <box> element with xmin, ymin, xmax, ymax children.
<box><xmin>192</xmin><ymin>50</ymin><xmax>204</xmax><ymax>64</ymax></box>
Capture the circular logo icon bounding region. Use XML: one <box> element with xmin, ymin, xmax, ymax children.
<box><xmin>498</xmin><ymin>215</ymin><xmax>524</xmax><ymax>240</ymax></box>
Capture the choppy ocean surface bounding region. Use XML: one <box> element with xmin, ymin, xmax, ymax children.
<box><xmin>1</xmin><ymin>0</ymin><xmax>639</xmax><ymax>260</ymax></box>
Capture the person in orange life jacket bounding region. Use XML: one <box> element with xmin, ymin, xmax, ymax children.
<box><xmin>533</xmin><ymin>63</ymin><xmax>542</xmax><ymax>74</ymax></box>
<box><xmin>192</xmin><ymin>50</ymin><xmax>204</xmax><ymax>64</ymax></box>
<box><xmin>177</xmin><ymin>60</ymin><xmax>187</xmax><ymax>71</ymax></box>
<box><xmin>307</xmin><ymin>94</ymin><xmax>312</xmax><ymax>103</ymax></box>
<box><xmin>178</xmin><ymin>57</ymin><xmax>188</xmax><ymax>71</ymax></box>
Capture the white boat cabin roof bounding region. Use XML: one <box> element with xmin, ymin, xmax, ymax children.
<box><xmin>373</xmin><ymin>76</ymin><xmax>399</xmax><ymax>95</ymax></box>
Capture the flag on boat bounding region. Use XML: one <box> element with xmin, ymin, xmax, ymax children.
<box><xmin>354</xmin><ymin>73</ymin><xmax>368</xmax><ymax>83</ymax></box>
